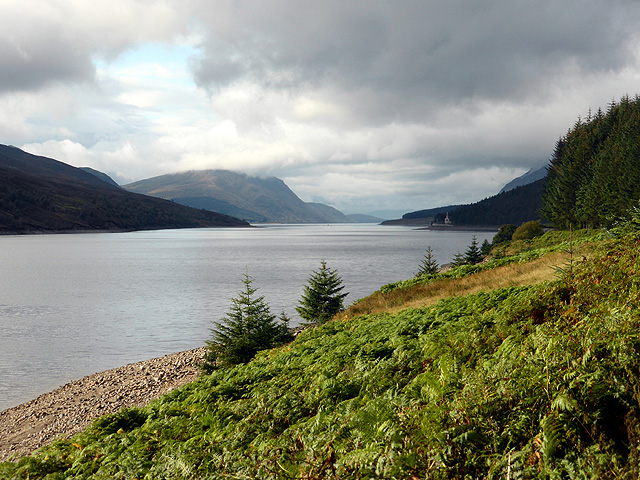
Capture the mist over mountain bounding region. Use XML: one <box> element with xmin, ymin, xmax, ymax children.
<box><xmin>0</xmin><ymin>145</ymin><xmax>248</xmax><ymax>233</ymax></box>
<box><xmin>124</xmin><ymin>170</ymin><xmax>350</xmax><ymax>224</ymax></box>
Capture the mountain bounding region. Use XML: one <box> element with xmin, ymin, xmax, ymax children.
<box><xmin>437</xmin><ymin>178</ymin><xmax>545</xmax><ymax>227</ymax></box>
<box><xmin>498</xmin><ymin>165</ymin><xmax>547</xmax><ymax>193</ymax></box>
<box><xmin>385</xmin><ymin>178</ymin><xmax>546</xmax><ymax>228</ymax></box>
<box><xmin>0</xmin><ymin>145</ymin><xmax>248</xmax><ymax>233</ymax></box>
<box><xmin>80</xmin><ymin>167</ymin><xmax>120</xmax><ymax>188</ymax></box>
<box><xmin>305</xmin><ymin>202</ymin><xmax>349</xmax><ymax>222</ymax></box>
<box><xmin>124</xmin><ymin>170</ymin><xmax>349</xmax><ymax>224</ymax></box>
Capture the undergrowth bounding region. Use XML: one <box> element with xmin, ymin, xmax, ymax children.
<box><xmin>2</xmin><ymin>229</ymin><xmax>640</xmax><ymax>479</ymax></box>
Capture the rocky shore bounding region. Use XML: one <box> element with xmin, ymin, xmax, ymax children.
<box><xmin>0</xmin><ymin>347</ymin><xmax>206</xmax><ymax>463</ymax></box>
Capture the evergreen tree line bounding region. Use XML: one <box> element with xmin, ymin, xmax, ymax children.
<box><xmin>541</xmin><ymin>94</ymin><xmax>640</xmax><ymax>228</ymax></box>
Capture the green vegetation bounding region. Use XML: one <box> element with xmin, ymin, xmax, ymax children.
<box><xmin>512</xmin><ymin>220</ymin><xmax>544</xmax><ymax>241</ymax></box>
<box><xmin>4</xmin><ymin>226</ymin><xmax>640</xmax><ymax>479</ymax></box>
<box><xmin>541</xmin><ymin>94</ymin><xmax>640</xmax><ymax>229</ymax></box>
<box><xmin>463</xmin><ymin>235</ymin><xmax>483</xmax><ymax>264</ymax></box>
<box><xmin>202</xmin><ymin>273</ymin><xmax>293</xmax><ymax>371</ymax></box>
<box><xmin>493</xmin><ymin>223</ymin><xmax>517</xmax><ymax>244</ymax></box>
<box><xmin>432</xmin><ymin>179</ymin><xmax>545</xmax><ymax>226</ymax></box>
<box><xmin>416</xmin><ymin>246</ymin><xmax>439</xmax><ymax>277</ymax></box>
<box><xmin>296</xmin><ymin>260</ymin><xmax>348</xmax><ymax>325</ymax></box>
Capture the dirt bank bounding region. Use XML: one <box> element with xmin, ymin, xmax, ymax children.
<box><xmin>0</xmin><ymin>347</ymin><xmax>206</xmax><ymax>463</ymax></box>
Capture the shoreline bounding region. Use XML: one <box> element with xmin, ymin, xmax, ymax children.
<box><xmin>0</xmin><ymin>347</ymin><xmax>206</xmax><ymax>463</ymax></box>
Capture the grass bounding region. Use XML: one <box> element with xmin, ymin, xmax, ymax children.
<box><xmin>3</xmin><ymin>227</ymin><xmax>638</xmax><ymax>479</ymax></box>
<box><xmin>342</xmin><ymin>251</ymin><xmax>568</xmax><ymax>318</ymax></box>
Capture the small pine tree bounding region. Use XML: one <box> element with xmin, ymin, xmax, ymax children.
<box><xmin>203</xmin><ymin>272</ymin><xmax>292</xmax><ymax>371</ymax></box>
<box><xmin>480</xmin><ymin>239</ymin><xmax>492</xmax><ymax>256</ymax></box>
<box><xmin>450</xmin><ymin>251</ymin><xmax>467</xmax><ymax>267</ymax></box>
<box><xmin>416</xmin><ymin>246</ymin><xmax>439</xmax><ymax>277</ymax></box>
<box><xmin>464</xmin><ymin>236</ymin><xmax>484</xmax><ymax>265</ymax></box>
<box><xmin>296</xmin><ymin>260</ymin><xmax>348</xmax><ymax>325</ymax></box>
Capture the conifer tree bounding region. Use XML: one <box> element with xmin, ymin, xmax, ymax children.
<box><xmin>464</xmin><ymin>235</ymin><xmax>484</xmax><ymax>265</ymax></box>
<box><xmin>450</xmin><ymin>251</ymin><xmax>466</xmax><ymax>267</ymax></box>
<box><xmin>416</xmin><ymin>246</ymin><xmax>439</xmax><ymax>277</ymax></box>
<box><xmin>296</xmin><ymin>260</ymin><xmax>348</xmax><ymax>325</ymax></box>
<box><xmin>480</xmin><ymin>239</ymin><xmax>492</xmax><ymax>256</ymax></box>
<box><xmin>203</xmin><ymin>272</ymin><xmax>292</xmax><ymax>371</ymax></box>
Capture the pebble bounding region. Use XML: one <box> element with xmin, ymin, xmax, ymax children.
<box><xmin>0</xmin><ymin>347</ymin><xmax>206</xmax><ymax>463</ymax></box>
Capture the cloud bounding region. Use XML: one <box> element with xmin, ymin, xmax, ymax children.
<box><xmin>3</xmin><ymin>0</ymin><xmax>640</xmax><ymax>216</ymax></box>
<box><xmin>190</xmin><ymin>0</ymin><xmax>640</xmax><ymax>125</ymax></box>
<box><xmin>0</xmin><ymin>0</ymin><xmax>193</xmax><ymax>93</ymax></box>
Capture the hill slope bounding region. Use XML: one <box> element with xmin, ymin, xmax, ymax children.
<box><xmin>498</xmin><ymin>165</ymin><xmax>547</xmax><ymax>193</ymax></box>
<box><xmin>0</xmin><ymin>145</ymin><xmax>248</xmax><ymax>233</ymax></box>
<box><xmin>124</xmin><ymin>170</ymin><xmax>349</xmax><ymax>223</ymax></box>
<box><xmin>399</xmin><ymin>177</ymin><xmax>545</xmax><ymax>227</ymax></box>
<box><xmin>5</xmin><ymin>228</ymin><xmax>640</xmax><ymax>478</ymax></box>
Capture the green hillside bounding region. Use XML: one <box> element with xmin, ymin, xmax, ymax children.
<box><xmin>4</xmin><ymin>224</ymin><xmax>640</xmax><ymax>478</ymax></box>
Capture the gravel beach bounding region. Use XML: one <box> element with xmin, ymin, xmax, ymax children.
<box><xmin>0</xmin><ymin>347</ymin><xmax>206</xmax><ymax>463</ymax></box>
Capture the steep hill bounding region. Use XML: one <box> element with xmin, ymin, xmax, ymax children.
<box><xmin>0</xmin><ymin>145</ymin><xmax>248</xmax><ymax>233</ymax></box>
<box><xmin>393</xmin><ymin>177</ymin><xmax>545</xmax><ymax>227</ymax></box>
<box><xmin>6</xmin><ymin>228</ymin><xmax>640</xmax><ymax>478</ymax></box>
<box><xmin>124</xmin><ymin>170</ymin><xmax>348</xmax><ymax>224</ymax></box>
<box><xmin>438</xmin><ymin>178</ymin><xmax>545</xmax><ymax>226</ymax></box>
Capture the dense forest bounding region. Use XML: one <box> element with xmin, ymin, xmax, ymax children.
<box><xmin>401</xmin><ymin>177</ymin><xmax>544</xmax><ymax>227</ymax></box>
<box><xmin>541</xmin><ymin>94</ymin><xmax>640</xmax><ymax>228</ymax></box>
<box><xmin>436</xmin><ymin>179</ymin><xmax>544</xmax><ymax>226</ymax></box>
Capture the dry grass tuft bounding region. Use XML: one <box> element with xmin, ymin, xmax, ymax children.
<box><xmin>339</xmin><ymin>252</ymin><xmax>569</xmax><ymax>320</ymax></box>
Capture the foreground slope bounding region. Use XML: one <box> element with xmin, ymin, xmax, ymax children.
<box><xmin>0</xmin><ymin>145</ymin><xmax>248</xmax><ymax>232</ymax></box>
<box><xmin>4</xmin><ymin>229</ymin><xmax>640</xmax><ymax>478</ymax></box>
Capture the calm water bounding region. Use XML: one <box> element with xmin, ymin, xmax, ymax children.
<box><xmin>0</xmin><ymin>224</ymin><xmax>494</xmax><ymax>411</ymax></box>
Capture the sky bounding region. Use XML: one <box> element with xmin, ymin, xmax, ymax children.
<box><xmin>2</xmin><ymin>1</ymin><xmax>640</xmax><ymax>218</ymax></box>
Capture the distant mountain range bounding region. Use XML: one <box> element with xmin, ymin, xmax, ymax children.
<box><xmin>0</xmin><ymin>145</ymin><xmax>248</xmax><ymax>233</ymax></box>
<box><xmin>124</xmin><ymin>170</ymin><xmax>358</xmax><ymax>224</ymax></box>
<box><xmin>384</xmin><ymin>166</ymin><xmax>548</xmax><ymax>228</ymax></box>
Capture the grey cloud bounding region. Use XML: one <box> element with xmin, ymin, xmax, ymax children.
<box><xmin>0</xmin><ymin>27</ymin><xmax>95</xmax><ymax>92</ymax></box>
<box><xmin>191</xmin><ymin>0</ymin><xmax>640</xmax><ymax>123</ymax></box>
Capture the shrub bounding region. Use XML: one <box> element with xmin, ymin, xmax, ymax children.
<box><xmin>493</xmin><ymin>224</ymin><xmax>517</xmax><ymax>244</ymax></box>
<box><xmin>512</xmin><ymin>220</ymin><xmax>543</xmax><ymax>241</ymax></box>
